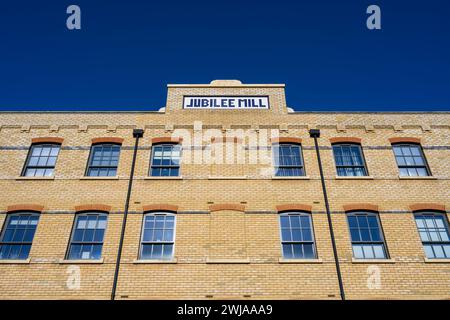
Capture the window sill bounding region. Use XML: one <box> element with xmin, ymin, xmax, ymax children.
<box><xmin>16</xmin><ymin>176</ymin><xmax>55</xmax><ymax>181</ymax></box>
<box><xmin>351</xmin><ymin>258</ymin><xmax>395</xmax><ymax>264</ymax></box>
<box><xmin>271</xmin><ymin>176</ymin><xmax>310</xmax><ymax>180</ymax></box>
<box><xmin>424</xmin><ymin>258</ymin><xmax>450</xmax><ymax>263</ymax></box>
<box><xmin>144</xmin><ymin>176</ymin><xmax>183</xmax><ymax>180</ymax></box>
<box><xmin>80</xmin><ymin>176</ymin><xmax>119</xmax><ymax>180</ymax></box>
<box><xmin>133</xmin><ymin>258</ymin><xmax>178</xmax><ymax>264</ymax></box>
<box><xmin>335</xmin><ymin>176</ymin><xmax>374</xmax><ymax>180</ymax></box>
<box><xmin>206</xmin><ymin>258</ymin><xmax>250</xmax><ymax>264</ymax></box>
<box><xmin>398</xmin><ymin>176</ymin><xmax>437</xmax><ymax>180</ymax></box>
<box><xmin>208</xmin><ymin>176</ymin><xmax>248</xmax><ymax>180</ymax></box>
<box><xmin>278</xmin><ymin>258</ymin><xmax>323</xmax><ymax>264</ymax></box>
<box><xmin>58</xmin><ymin>258</ymin><xmax>104</xmax><ymax>264</ymax></box>
<box><xmin>0</xmin><ymin>258</ymin><xmax>31</xmax><ymax>264</ymax></box>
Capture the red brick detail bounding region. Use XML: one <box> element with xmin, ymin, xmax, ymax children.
<box><xmin>329</xmin><ymin>137</ymin><xmax>362</xmax><ymax>144</ymax></box>
<box><xmin>31</xmin><ymin>137</ymin><xmax>64</xmax><ymax>145</ymax></box>
<box><xmin>91</xmin><ymin>137</ymin><xmax>124</xmax><ymax>145</ymax></box>
<box><xmin>276</xmin><ymin>204</ymin><xmax>312</xmax><ymax>212</ymax></box>
<box><xmin>270</xmin><ymin>137</ymin><xmax>302</xmax><ymax>144</ymax></box>
<box><xmin>142</xmin><ymin>204</ymin><xmax>179</xmax><ymax>213</ymax></box>
<box><xmin>343</xmin><ymin>203</ymin><xmax>379</xmax><ymax>212</ymax></box>
<box><xmin>151</xmin><ymin>137</ymin><xmax>183</xmax><ymax>144</ymax></box>
<box><xmin>389</xmin><ymin>137</ymin><xmax>421</xmax><ymax>144</ymax></box>
<box><xmin>7</xmin><ymin>204</ymin><xmax>44</xmax><ymax>212</ymax></box>
<box><xmin>74</xmin><ymin>204</ymin><xmax>112</xmax><ymax>213</ymax></box>
<box><xmin>409</xmin><ymin>203</ymin><xmax>445</xmax><ymax>212</ymax></box>
<box><xmin>210</xmin><ymin>137</ymin><xmax>243</xmax><ymax>144</ymax></box>
<box><xmin>209</xmin><ymin>204</ymin><xmax>246</xmax><ymax>212</ymax></box>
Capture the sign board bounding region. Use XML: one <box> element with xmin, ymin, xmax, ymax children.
<box><xmin>183</xmin><ymin>96</ymin><xmax>270</xmax><ymax>109</ymax></box>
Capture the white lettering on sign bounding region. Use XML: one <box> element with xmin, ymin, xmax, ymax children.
<box><xmin>183</xmin><ymin>96</ymin><xmax>270</xmax><ymax>109</ymax></box>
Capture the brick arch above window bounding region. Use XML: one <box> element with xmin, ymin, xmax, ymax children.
<box><xmin>209</xmin><ymin>204</ymin><xmax>245</xmax><ymax>212</ymax></box>
<box><xmin>74</xmin><ymin>204</ymin><xmax>112</xmax><ymax>213</ymax></box>
<box><xmin>388</xmin><ymin>137</ymin><xmax>421</xmax><ymax>144</ymax></box>
<box><xmin>142</xmin><ymin>204</ymin><xmax>179</xmax><ymax>213</ymax></box>
<box><xmin>343</xmin><ymin>203</ymin><xmax>379</xmax><ymax>212</ymax></box>
<box><xmin>409</xmin><ymin>203</ymin><xmax>445</xmax><ymax>212</ymax></box>
<box><xmin>31</xmin><ymin>137</ymin><xmax>64</xmax><ymax>145</ymax></box>
<box><xmin>276</xmin><ymin>204</ymin><xmax>312</xmax><ymax>213</ymax></box>
<box><xmin>7</xmin><ymin>204</ymin><xmax>44</xmax><ymax>213</ymax></box>
<box><xmin>151</xmin><ymin>137</ymin><xmax>183</xmax><ymax>145</ymax></box>
<box><xmin>270</xmin><ymin>137</ymin><xmax>302</xmax><ymax>144</ymax></box>
<box><xmin>91</xmin><ymin>137</ymin><xmax>124</xmax><ymax>145</ymax></box>
<box><xmin>210</xmin><ymin>137</ymin><xmax>242</xmax><ymax>144</ymax></box>
<box><xmin>329</xmin><ymin>137</ymin><xmax>362</xmax><ymax>144</ymax></box>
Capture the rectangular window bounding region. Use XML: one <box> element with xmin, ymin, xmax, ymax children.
<box><xmin>0</xmin><ymin>213</ymin><xmax>39</xmax><ymax>260</ymax></box>
<box><xmin>280</xmin><ymin>212</ymin><xmax>316</xmax><ymax>259</ymax></box>
<box><xmin>22</xmin><ymin>144</ymin><xmax>60</xmax><ymax>177</ymax></box>
<box><xmin>414</xmin><ymin>213</ymin><xmax>450</xmax><ymax>259</ymax></box>
<box><xmin>332</xmin><ymin>144</ymin><xmax>368</xmax><ymax>176</ymax></box>
<box><xmin>86</xmin><ymin>144</ymin><xmax>121</xmax><ymax>177</ymax></box>
<box><xmin>150</xmin><ymin>144</ymin><xmax>181</xmax><ymax>177</ymax></box>
<box><xmin>347</xmin><ymin>212</ymin><xmax>387</xmax><ymax>259</ymax></box>
<box><xmin>140</xmin><ymin>213</ymin><xmax>175</xmax><ymax>260</ymax></box>
<box><xmin>273</xmin><ymin>144</ymin><xmax>305</xmax><ymax>177</ymax></box>
<box><xmin>392</xmin><ymin>144</ymin><xmax>430</xmax><ymax>177</ymax></box>
<box><xmin>67</xmin><ymin>213</ymin><xmax>108</xmax><ymax>260</ymax></box>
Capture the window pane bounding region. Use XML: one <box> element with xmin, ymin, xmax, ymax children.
<box><xmin>432</xmin><ymin>245</ymin><xmax>445</xmax><ymax>258</ymax></box>
<box><xmin>162</xmin><ymin>244</ymin><xmax>173</xmax><ymax>259</ymax></box>
<box><xmin>348</xmin><ymin>216</ymin><xmax>358</xmax><ymax>228</ymax></box>
<box><xmin>18</xmin><ymin>245</ymin><xmax>31</xmax><ymax>259</ymax></box>
<box><xmin>282</xmin><ymin>244</ymin><xmax>293</xmax><ymax>259</ymax></box>
<box><xmin>80</xmin><ymin>245</ymin><xmax>93</xmax><ymax>259</ymax></box>
<box><xmin>353</xmin><ymin>245</ymin><xmax>364</xmax><ymax>259</ymax></box>
<box><xmin>280</xmin><ymin>216</ymin><xmax>289</xmax><ymax>228</ymax></box>
<box><xmin>163</xmin><ymin>229</ymin><xmax>174</xmax><ymax>241</ymax></box>
<box><xmin>303</xmin><ymin>244</ymin><xmax>315</xmax><ymax>259</ymax></box>
<box><xmin>292</xmin><ymin>244</ymin><xmax>303</xmax><ymax>258</ymax></box>
<box><xmin>91</xmin><ymin>245</ymin><xmax>103</xmax><ymax>259</ymax></box>
<box><xmin>141</xmin><ymin>245</ymin><xmax>152</xmax><ymax>259</ymax></box>
<box><xmin>302</xmin><ymin>228</ymin><xmax>312</xmax><ymax>241</ymax></box>
<box><xmin>362</xmin><ymin>245</ymin><xmax>375</xmax><ymax>259</ymax></box>
<box><xmin>373</xmin><ymin>245</ymin><xmax>386</xmax><ymax>258</ymax></box>
<box><xmin>443</xmin><ymin>245</ymin><xmax>450</xmax><ymax>258</ymax></box>
<box><xmin>281</xmin><ymin>229</ymin><xmax>291</xmax><ymax>241</ymax></box>
<box><xmin>8</xmin><ymin>245</ymin><xmax>21</xmax><ymax>259</ymax></box>
<box><xmin>358</xmin><ymin>216</ymin><xmax>369</xmax><ymax>228</ymax></box>
<box><xmin>11</xmin><ymin>229</ymin><xmax>24</xmax><ymax>242</ymax></box>
<box><xmin>93</xmin><ymin>229</ymin><xmax>105</xmax><ymax>242</ymax></box>
<box><xmin>290</xmin><ymin>216</ymin><xmax>300</xmax><ymax>228</ymax></box>
<box><xmin>370</xmin><ymin>228</ymin><xmax>381</xmax><ymax>241</ymax></box>
<box><xmin>291</xmin><ymin>229</ymin><xmax>302</xmax><ymax>241</ymax></box>
<box><xmin>152</xmin><ymin>244</ymin><xmax>163</xmax><ymax>259</ymax></box>
<box><xmin>424</xmin><ymin>245</ymin><xmax>434</xmax><ymax>258</ymax></box>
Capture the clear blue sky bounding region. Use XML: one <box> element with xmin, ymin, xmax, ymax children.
<box><xmin>0</xmin><ymin>0</ymin><xmax>449</xmax><ymax>111</ymax></box>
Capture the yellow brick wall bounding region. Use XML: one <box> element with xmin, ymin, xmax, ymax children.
<box><xmin>0</xmin><ymin>81</ymin><xmax>449</xmax><ymax>299</ymax></box>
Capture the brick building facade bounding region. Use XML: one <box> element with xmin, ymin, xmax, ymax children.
<box><xmin>0</xmin><ymin>80</ymin><xmax>449</xmax><ymax>300</ymax></box>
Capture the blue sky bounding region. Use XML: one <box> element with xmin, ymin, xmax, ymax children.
<box><xmin>0</xmin><ymin>0</ymin><xmax>449</xmax><ymax>111</ymax></box>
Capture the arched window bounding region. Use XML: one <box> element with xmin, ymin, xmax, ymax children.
<box><xmin>279</xmin><ymin>212</ymin><xmax>316</xmax><ymax>259</ymax></box>
<box><xmin>22</xmin><ymin>143</ymin><xmax>61</xmax><ymax>177</ymax></box>
<box><xmin>139</xmin><ymin>212</ymin><xmax>176</xmax><ymax>260</ymax></box>
<box><xmin>414</xmin><ymin>212</ymin><xmax>450</xmax><ymax>259</ymax></box>
<box><xmin>332</xmin><ymin>143</ymin><xmax>368</xmax><ymax>176</ymax></box>
<box><xmin>150</xmin><ymin>143</ymin><xmax>182</xmax><ymax>177</ymax></box>
<box><xmin>392</xmin><ymin>143</ymin><xmax>430</xmax><ymax>177</ymax></box>
<box><xmin>86</xmin><ymin>143</ymin><xmax>121</xmax><ymax>177</ymax></box>
<box><xmin>67</xmin><ymin>212</ymin><xmax>108</xmax><ymax>260</ymax></box>
<box><xmin>346</xmin><ymin>211</ymin><xmax>387</xmax><ymax>259</ymax></box>
<box><xmin>273</xmin><ymin>143</ymin><xmax>305</xmax><ymax>177</ymax></box>
<box><xmin>0</xmin><ymin>212</ymin><xmax>40</xmax><ymax>260</ymax></box>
